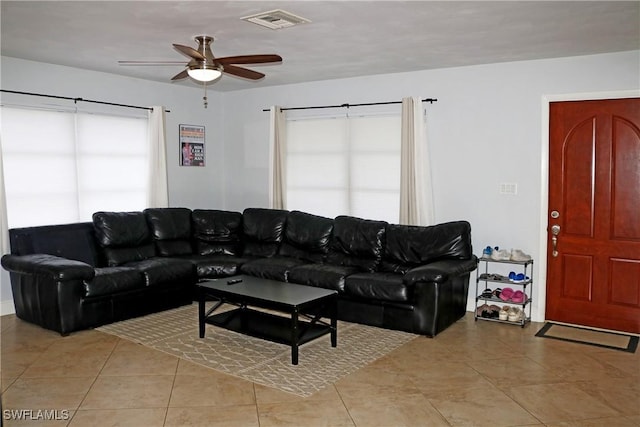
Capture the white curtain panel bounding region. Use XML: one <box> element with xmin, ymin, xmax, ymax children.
<box><xmin>147</xmin><ymin>106</ymin><xmax>169</xmax><ymax>208</ymax></box>
<box><xmin>269</xmin><ymin>106</ymin><xmax>287</xmax><ymax>209</ymax></box>
<box><xmin>0</xmin><ymin>136</ymin><xmax>9</xmax><ymax>254</ymax></box>
<box><xmin>400</xmin><ymin>96</ymin><xmax>435</xmax><ymax>226</ymax></box>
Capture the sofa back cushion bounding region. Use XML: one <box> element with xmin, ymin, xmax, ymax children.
<box><xmin>278</xmin><ymin>211</ymin><xmax>333</xmax><ymax>263</ymax></box>
<box><xmin>192</xmin><ymin>209</ymin><xmax>243</xmax><ymax>256</ymax></box>
<box><xmin>8</xmin><ymin>222</ymin><xmax>99</xmax><ymax>267</ymax></box>
<box><xmin>327</xmin><ymin>215</ymin><xmax>387</xmax><ymax>272</ymax></box>
<box><xmin>144</xmin><ymin>208</ymin><xmax>193</xmax><ymax>256</ymax></box>
<box><xmin>382</xmin><ymin>221</ymin><xmax>473</xmax><ymax>273</ymax></box>
<box><xmin>242</xmin><ymin>208</ymin><xmax>288</xmax><ymax>258</ymax></box>
<box><xmin>92</xmin><ymin>211</ymin><xmax>155</xmax><ymax>266</ymax></box>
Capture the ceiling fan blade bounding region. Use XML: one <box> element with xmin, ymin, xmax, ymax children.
<box><xmin>173</xmin><ymin>44</ymin><xmax>205</xmax><ymax>60</ymax></box>
<box><xmin>222</xmin><ymin>65</ymin><xmax>265</xmax><ymax>80</ymax></box>
<box><xmin>216</xmin><ymin>54</ymin><xmax>282</xmax><ymax>65</ymax></box>
<box><xmin>171</xmin><ymin>69</ymin><xmax>189</xmax><ymax>81</ymax></box>
<box><xmin>118</xmin><ymin>60</ymin><xmax>187</xmax><ymax>66</ymax></box>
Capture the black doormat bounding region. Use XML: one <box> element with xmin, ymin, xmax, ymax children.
<box><xmin>535</xmin><ymin>322</ymin><xmax>638</xmax><ymax>353</ymax></box>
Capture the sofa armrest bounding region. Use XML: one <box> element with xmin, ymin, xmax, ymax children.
<box><xmin>1</xmin><ymin>254</ymin><xmax>95</xmax><ymax>281</ymax></box>
<box><xmin>403</xmin><ymin>257</ymin><xmax>477</xmax><ymax>285</ymax></box>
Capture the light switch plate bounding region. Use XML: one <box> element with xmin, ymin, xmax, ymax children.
<box><xmin>499</xmin><ymin>182</ymin><xmax>518</xmax><ymax>195</ymax></box>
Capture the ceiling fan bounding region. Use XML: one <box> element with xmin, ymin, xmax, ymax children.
<box><xmin>118</xmin><ymin>35</ymin><xmax>282</xmax><ymax>106</ymax></box>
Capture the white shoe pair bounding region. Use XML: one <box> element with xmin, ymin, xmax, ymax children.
<box><xmin>510</xmin><ymin>249</ymin><xmax>531</xmax><ymax>262</ymax></box>
<box><xmin>490</xmin><ymin>249</ymin><xmax>511</xmax><ymax>261</ymax></box>
<box><xmin>490</xmin><ymin>248</ymin><xmax>531</xmax><ymax>262</ymax></box>
<box><xmin>507</xmin><ymin>307</ymin><xmax>524</xmax><ymax>322</ymax></box>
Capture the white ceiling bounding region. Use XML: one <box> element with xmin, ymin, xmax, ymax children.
<box><xmin>1</xmin><ymin>1</ymin><xmax>639</xmax><ymax>92</ymax></box>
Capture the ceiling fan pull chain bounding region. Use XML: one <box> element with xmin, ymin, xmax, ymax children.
<box><xmin>203</xmin><ymin>82</ymin><xmax>208</xmax><ymax>108</ymax></box>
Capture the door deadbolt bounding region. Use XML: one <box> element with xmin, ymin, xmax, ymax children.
<box><xmin>551</xmin><ymin>224</ymin><xmax>560</xmax><ymax>257</ymax></box>
<box><xmin>551</xmin><ymin>210</ymin><xmax>559</xmax><ymax>219</ymax></box>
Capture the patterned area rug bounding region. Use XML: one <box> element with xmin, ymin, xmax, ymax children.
<box><xmin>97</xmin><ymin>304</ymin><xmax>417</xmax><ymax>397</ymax></box>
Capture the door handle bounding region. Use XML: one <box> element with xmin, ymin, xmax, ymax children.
<box><xmin>551</xmin><ymin>224</ymin><xmax>560</xmax><ymax>257</ymax></box>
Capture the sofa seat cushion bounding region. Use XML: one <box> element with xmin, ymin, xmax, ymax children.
<box><xmin>288</xmin><ymin>264</ymin><xmax>359</xmax><ymax>292</ymax></box>
<box><xmin>84</xmin><ymin>267</ymin><xmax>144</xmax><ymax>298</ymax></box>
<box><xmin>178</xmin><ymin>254</ymin><xmax>250</xmax><ymax>278</ymax></box>
<box><xmin>124</xmin><ymin>258</ymin><xmax>195</xmax><ymax>286</ymax></box>
<box><xmin>240</xmin><ymin>257</ymin><xmax>308</xmax><ymax>282</ymax></box>
<box><xmin>345</xmin><ymin>272</ymin><xmax>411</xmax><ymax>303</ymax></box>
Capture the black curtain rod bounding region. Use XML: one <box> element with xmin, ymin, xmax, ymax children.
<box><xmin>0</xmin><ymin>89</ymin><xmax>169</xmax><ymax>112</ymax></box>
<box><xmin>261</xmin><ymin>98</ymin><xmax>437</xmax><ymax>112</ymax></box>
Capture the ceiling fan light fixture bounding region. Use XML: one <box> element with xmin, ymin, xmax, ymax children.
<box><xmin>187</xmin><ymin>65</ymin><xmax>222</xmax><ymax>82</ymax></box>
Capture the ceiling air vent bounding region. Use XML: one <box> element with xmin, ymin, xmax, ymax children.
<box><xmin>241</xmin><ymin>9</ymin><xmax>311</xmax><ymax>30</ymax></box>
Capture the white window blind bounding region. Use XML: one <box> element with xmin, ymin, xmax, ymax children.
<box><xmin>75</xmin><ymin>113</ymin><xmax>148</xmax><ymax>218</ymax></box>
<box><xmin>286</xmin><ymin>114</ymin><xmax>401</xmax><ymax>223</ymax></box>
<box><xmin>1</xmin><ymin>106</ymin><xmax>148</xmax><ymax>228</ymax></box>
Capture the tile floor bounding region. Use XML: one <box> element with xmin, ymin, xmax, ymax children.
<box><xmin>1</xmin><ymin>312</ymin><xmax>639</xmax><ymax>427</ymax></box>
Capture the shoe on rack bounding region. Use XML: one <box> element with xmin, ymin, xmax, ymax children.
<box><xmin>499</xmin><ymin>287</ymin><xmax>514</xmax><ymax>301</ymax></box>
<box><xmin>481</xmin><ymin>288</ymin><xmax>493</xmax><ymax>299</ymax></box>
<box><xmin>510</xmin><ymin>273</ymin><xmax>529</xmax><ymax>283</ymax></box>
<box><xmin>508</xmin><ymin>272</ymin><xmax>528</xmax><ymax>283</ymax></box>
<box><xmin>476</xmin><ymin>304</ymin><xmax>489</xmax><ymax>317</ymax></box>
<box><xmin>490</xmin><ymin>249</ymin><xmax>511</xmax><ymax>261</ymax></box>
<box><xmin>482</xmin><ymin>246</ymin><xmax>493</xmax><ymax>258</ymax></box>
<box><xmin>511</xmin><ymin>290</ymin><xmax>528</xmax><ymax>303</ymax></box>
<box><xmin>510</xmin><ymin>249</ymin><xmax>531</xmax><ymax>262</ymax></box>
<box><xmin>499</xmin><ymin>306</ymin><xmax>510</xmax><ymax>321</ymax></box>
<box><xmin>488</xmin><ymin>305</ymin><xmax>501</xmax><ymax>319</ymax></box>
<box><xmin>508</xmin><ymin>307</ymin><xmax>524</xmax><ymax>322</ymax></box>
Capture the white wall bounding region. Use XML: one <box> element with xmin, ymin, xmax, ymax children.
<box><xmin>220</xmin><ymin>50</ymin><xmax>640</xmax><ymax>321</ymax></box>
<box><xmin>1</xmin><ymin>56</ymin><xmax>226</xmax><ymax>313</ymax></box>
<box><xmin>2</xmin><ymin>51</ymin><xmax>639</xmax><ymax>319</ymax></box>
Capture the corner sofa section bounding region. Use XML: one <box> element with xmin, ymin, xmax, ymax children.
<box><xmin>2</xmin><ymin>207</ymin><xmax>477</xmax><ymax>337</ymax></box>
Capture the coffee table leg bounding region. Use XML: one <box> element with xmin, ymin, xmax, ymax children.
<box><xmin>198</xmin><ymin>288</ymin><xmax>205</xmax><ymax>338</ymax></box>
<box><xmin>331</xmin><ymin>297</ymin><xmax>337</xmax><ymax>348</ymax></box>
<box><xmin>291</xmin><ymin>309</ymin><xmax>299</xmax><ymax>365</ymax></box>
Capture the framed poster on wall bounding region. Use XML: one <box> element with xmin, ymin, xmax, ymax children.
<box><xmin>179</xmin><ymin>124</ymin><xmax>205</xmax><ymax>166</ymax></box>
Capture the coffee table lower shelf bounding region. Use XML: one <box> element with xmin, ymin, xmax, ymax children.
<box><xmin>203</xmin><ymin>307</ymin><xmax>333</xmax><ymax>348</ymax></box>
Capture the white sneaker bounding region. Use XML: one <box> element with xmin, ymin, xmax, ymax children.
<box><xmin>508</xmin><ymin>307</ymin><xmax>524</xmax><ymax>322</ymax></box>
<box><xmin>498</xmin><ymin>306</ymin><xmax>509</xmax><ymax>321</ymax></box>
<box><xmin>511</xmin><ymin>249</ymin><xmax>531</xmax><ymax>262</ymax></box>
<box><xmin>490</xmin><ymin>249</ymin><xmax>511</xmax><ymax>261</ymax></box>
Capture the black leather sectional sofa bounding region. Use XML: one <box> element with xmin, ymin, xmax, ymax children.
<box><xmin>1</xmin><ymin>208</ymin><xmax>477</xmax><ymax>337</ymax></box>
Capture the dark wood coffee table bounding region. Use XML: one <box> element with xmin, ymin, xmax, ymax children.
<box><xmin>197</xmin><ymin>275</ymin><xmax>338</xmax><ymax>365</ymax></box>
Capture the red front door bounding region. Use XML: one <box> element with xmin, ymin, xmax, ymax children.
<box><xmin>546</xmin><ymin>98</ymin><xmax>640</xmax><ymax>333</ymax></box>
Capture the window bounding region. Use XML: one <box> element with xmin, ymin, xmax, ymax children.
<box><xmin>286</xmin><ymin>114</ymin><xmax>401</xmax><ymax>223</ymax></box>
<box><xmin>1</xmin><ymin>106</ymin><xmax>148</xmax><ymax>228</ymax></box>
